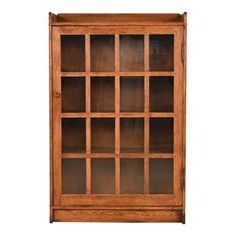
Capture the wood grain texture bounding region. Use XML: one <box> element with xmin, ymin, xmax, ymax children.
<box><xmin>49</xmin><ymin>13</ymin><xmax>186</xmax><ymax>223</ymax></box>
<box><xmin>50</xmin><ymin>13</ymin><xmax>184</xmax><ymax>26</ymax></box>
<box><xmin>181</xmin><ymin>12</ymin><xmax>187</xmax><ymax>224</ymax></box>
<box><xmin>61</xmin><ymin>71</ymin><xmax>175</xmax><ymax>77</ymax></box>
<box><xmin>60</xmin><ymin>194</ymin><xmax>178</xmax><ymax>206</ymax></box>
<box><xmin>60</xmin><ymin>25</ymin><xmax>181</xmax><ymax>35</ymax></box>
<box><xmin>51</xmin><ymin>27</ymin><xmax>61</xmax><ymax>206</ymax></box>
<box><xmin>54</xmin><ymin>209</ymin><xmax>182</xmax><ymax>222</ymax></box>
<box><xmin>49</xmin><ymin>12</ymin><xmax>53</xmax><ymax>223</ymax></box>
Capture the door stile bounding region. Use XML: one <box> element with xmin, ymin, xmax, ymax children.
<box><xmin>52</xmin><ymin>26</ymin><xmax>62</xmax><ymax>205</ymax></box>
<box><xmin>173</xmin><ymin>28</ymin><xmax>183</xmax><ymax>205</ymax></box>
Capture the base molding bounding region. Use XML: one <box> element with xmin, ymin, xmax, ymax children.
<box><xmin>52</xmin><ymin>209</ymin><xmax>183</xmax><ymax>222</ymax></box>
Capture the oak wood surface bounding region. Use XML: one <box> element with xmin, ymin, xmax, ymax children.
<box><xmin>49</xmin><ymin>12</ymin><xmax>186</xmax><ymax>223</ymax></box>
<box><xmin>54</xmin><ymin>209</ymin><xmax>182</xmax><ymax>222</ymax></box>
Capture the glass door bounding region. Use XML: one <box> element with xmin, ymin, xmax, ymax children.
<box><xmin>52</xmin><ymin>25</ymin><xmax>183</xmax><ymax>206</ymax></box>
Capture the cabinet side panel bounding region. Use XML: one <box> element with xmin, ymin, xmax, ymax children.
<box><xmin>182</xmin><ymin>12</ymin><xmax>187</xmax><ymax>224</ymax></box>
<box><xmin>49</xmin><ymin>17</ymin><xmax>53</xmax><ymax>223</ymax></box>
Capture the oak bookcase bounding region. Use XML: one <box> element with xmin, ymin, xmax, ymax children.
<box><xmin>49</xmin><ymin>13</ymin><xmax>187</xmax><ymax>223</ymax></box>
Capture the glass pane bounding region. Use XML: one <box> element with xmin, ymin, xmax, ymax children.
<box><xmin>62</xmin><ymin>159</ymin><xmax>86</xmax><ymax>194</ymax></box>
<box><xmin>149</xmin><ymin>35</ymin><xmax>174</xmax><ymax>71</ymax></box>
<box><xmin>120</xmin><ymin>35</ymin><xmax>144</xmax><ymax>71</ymax></box>
<box><xmin>62</xmin><ymin>77</ymin><xmax>85</xmax><ymax>112</ymax></box>
<box><xmin>149</xmin><ymin>158</ymin><xmax>173</xmax><ymax>194</ymax></box>
<box><xmin>61</xmin><ymin>35</ymin><xmax>85</xmax><ymax>72</ymax></box>
<box><xmin>91</xmin><ymin>158</ymin><xmax>115</xmax><ymax>194</ymax></box>
<box><xmin>91</xmin><ymin>35</ymin><xmax>115</xmax><ymax>72</ymax></box>
<box><xmin>149</xmin><ymin>118</ymin><xmax>173</xmax><ymax>153</ymax></box>
<box><xmin>62</xmin><ymin>118</ymin><xmax>86</xmax><ymax>153</ymax></box>
<box><xmin>120</xmin><ymin>118</ymin><xmax>144</xmax><ymax>153</ymax></box>
<box><xmin>91</xmin><ymin>118</ymin><xmax>115</xmax><ymax>153</ymax></box>
<box><xmin>150</xmin><ymin>76</ymin><xmax>174</xmax><ymax>112</ymax></box>
<box><xmin>120</xmin><ymin>159</ymin><xmax>144</xmax><ymax>194</ymax></box>
<box><xmin>120</xmin><ymin>77</ymin><xmax>144</xmax><ymax>112</ymax></box>
<box><xmin>91</xmin><ymin>77</ymin><xmax>115</xmax><ymax>112</ymax></box>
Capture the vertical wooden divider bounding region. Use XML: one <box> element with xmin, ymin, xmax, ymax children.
<box><xmin>144</xmin><ymin>34</ymin><xmax>149</xmax><ymax>194</ymax></box>
<box><xmin>85</xmin><ymin>34</ymin><xmax>91</xmax><ymax>194</ymax></box>
<box><xmin>115</xmin><ymin>34</ymin><xmax>120</xmax><ymax>195</ymax></box>
<box><xmin>52</xmin><ymin>27</ymin><xmax>62</xmax><ymax>205</ymax></box>
<box><xmin>182</xmin><ymin>12</ymin><xmax>187</xmax><ymax>223</ymax></box>
<box><xmin>173</xmin><ymin>29</ymin><xmax>182</xmax><ymax>202</ymax></box>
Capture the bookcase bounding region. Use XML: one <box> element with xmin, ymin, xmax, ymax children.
<box><xmin>49</xmin><ymin>13</ymin><xmax>187</xmax><ymax>223</ymax></box>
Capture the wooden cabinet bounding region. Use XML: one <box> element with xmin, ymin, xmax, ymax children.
<box><xmin>49</xmin><ymin>13</ymin><xmax>187</xmax><ymax>223</ymax></box>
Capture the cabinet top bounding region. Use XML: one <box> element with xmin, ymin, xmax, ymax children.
<box><xmin>49</xmin><ymin>13</ymin><xmax>187</xmax><ymax>26</ymax></box>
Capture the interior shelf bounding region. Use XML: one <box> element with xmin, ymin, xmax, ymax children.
<box><xmin>120</xmin><ymin>118</ymin><xmax>144</xmax><ymax>153</ymax></box>
<box><xmin>91</xmin><ymin>158</ymin><xmax>115</xmax><ymax>194</ymax></box>
<box><xmin>91</xmin><ymin>118</ymin><xmax>115</xmax><ymax>153</ymax></box>
<box><xmin>149</xmin><ymin>158</ymin><xmax>173</xmax><ymax>194</ymax></box>
<box><xmin>149</xmin><ymin>35</ymin><xmax>174</xmax><ymax>71</ymax></box>
<box><xmin>149</xmin><ymin>118</ymin><xmax>173</xmax><ymax>153</ymax></box>
<box><xmin>150</xmin><ymin>76</ymin><xmax>174</xmax><ymax>112</ymax></box>
<box><xmin>91</xmin><ymin>77</ymin><xmax>115</xmax><ymax>112</ymax></box>
<box><xmin>62</xmin><ymin>158</ymin><xmax>86</xmax><ymax>194</ymax></box>
<box><xmin>120</xmin><ymin>158</ymin><xmax>144</xmax><ymax>194</ymax></box>
<box><xmin>62</xmin><ymin>77</ymin><xmax>85</xmax><ymax>112</ymax></box>
<box><xmin>91</xmin><ymin>35</ymin><xmax>115</xmax><ymax>72</ymax></box>
<box><xmin>62</xmin><ymin>118</ymin><xmax>86</xmax><ymax>153</ymax></box>
<box><xmin>120</xmin><ymin>35</ymin><xmax>144</xmax><ymax>72</ymax></box>
<box><xmin>61</xmin><ymin>35</ymin><xmax>85</xmax><ymax>72</ymax></box>
<box><xmin>120</xmin><ymin>76</ymin><xmax>144</xmax><ymax>112</ymax></box>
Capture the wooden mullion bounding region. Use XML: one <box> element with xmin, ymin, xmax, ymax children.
<box><xmin>144</xmin><ymin>34</ymin><xmax>149</xmax><ymax>72</ymax></box>
<box><xmin>144</xmin><ymin>117</ymin><xmax>149</xmax><ymax>194</ymax></box>
<box><xmin>60</xmin><ymin>71</ymin><xmax>175</xmax><ymax>77</ymax></box>
<box><xmin>61</xmin><ymin>112</ymin><xmax>175</xmax><ymax>118</ymax></box>
<box><xmin>115</xmin><ymin>34</ymin><xmax>120</xmax><ymax>72</ymax></box>
<box><xmin>144</xmin><ymin>34</ymin><xmax>150</xmax><ymax>194</ymax></box>
<box><xmin>115</xmin><ymin>158</ymin><xmax>120</xmax><ymax>194</ymax></box>
<box><xmin>86</xmin><ymin>117</ymin><xmax>91</xmax><ymax>194</ymax></box>
<box><xmin>144</xmin><ymin>117</ymin><xmax>149</xmax><ymax>154</ymax></box>
<box><xmin>85</xmin><ymin>35</ymin><xmax>90</xmax><ymax>72</ymax></box>
<box><xmin>86</xmin><ymin>76</ymin><xmax>90</xmax><ymax>114</ymax></box>
<box><xmin>115</xmin><ymin>34</ymin><xmax>120</xmax><ymax>195</ymax></box>
<box><xmin>115</xmin><ymin>117</ymin><xmax>120</xmax><ymax>194</ymax></box>
<box><xmin>61</xmin><ymin>153</ymin><xmax>175</xmax><ymax>159</ymax></box>
<box><xmin>144</xmin><ymin>158</ymin><xmax>149</xmax><ymax>194</ymax></box>
<box><xmin>86</xmin><ymin>157</ymin><xmax>91</xmax><ymax>194</ymax></box>
<box><xmin>85</xmin><ymin>35</ymin><xmax>91</xmax><ymax>196</ymax></box>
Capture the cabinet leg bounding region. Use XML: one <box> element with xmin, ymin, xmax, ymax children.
<box><xmin>50</xmin><ymin>208</ymin><xmax>53</xmax><ymax>223</ymax></box>
<box><xmin>182</xmin><ymin>212</ymin><xmax>185</xmax><ymax>224</ymax></box>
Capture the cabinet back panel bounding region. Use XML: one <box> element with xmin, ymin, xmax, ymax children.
<box><xmin>91</xmin><ymin>35</ymin><xmax>115</xmax><ymax>72</ymax></box>
<box><xmin>120</xmin><ymin>35</ymin><xmax>144</xmax><ymax>72</ymax></box>
<box><xmin>61</xmin><ymin>35</ymin><xmax>85</xmax><ymax>72</ymax></box>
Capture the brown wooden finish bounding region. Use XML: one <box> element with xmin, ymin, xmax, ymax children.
<box><xmin>49</xmin><ymin>13</ymin><xmax>187</xmax><ymax>223</ymax></box>
<box><xmin>51</xmin><ymin>13</ymin><xmax>184</xmax><ymax>26</ymax></box>
<box><xmin>54</xmin><ymin>209</ymin><xmax>182</xmax><ymax>222</ymax></box>
<box><xmin>181</xmin><ymin>12</ymin><xmax>187</xmax><ymax>224</ymax></box>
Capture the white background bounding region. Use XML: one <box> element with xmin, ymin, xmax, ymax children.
<box><xmin>0</xmin><ymin>0</ymin><xmax>236</xmax><ymax>235</ymax></box>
